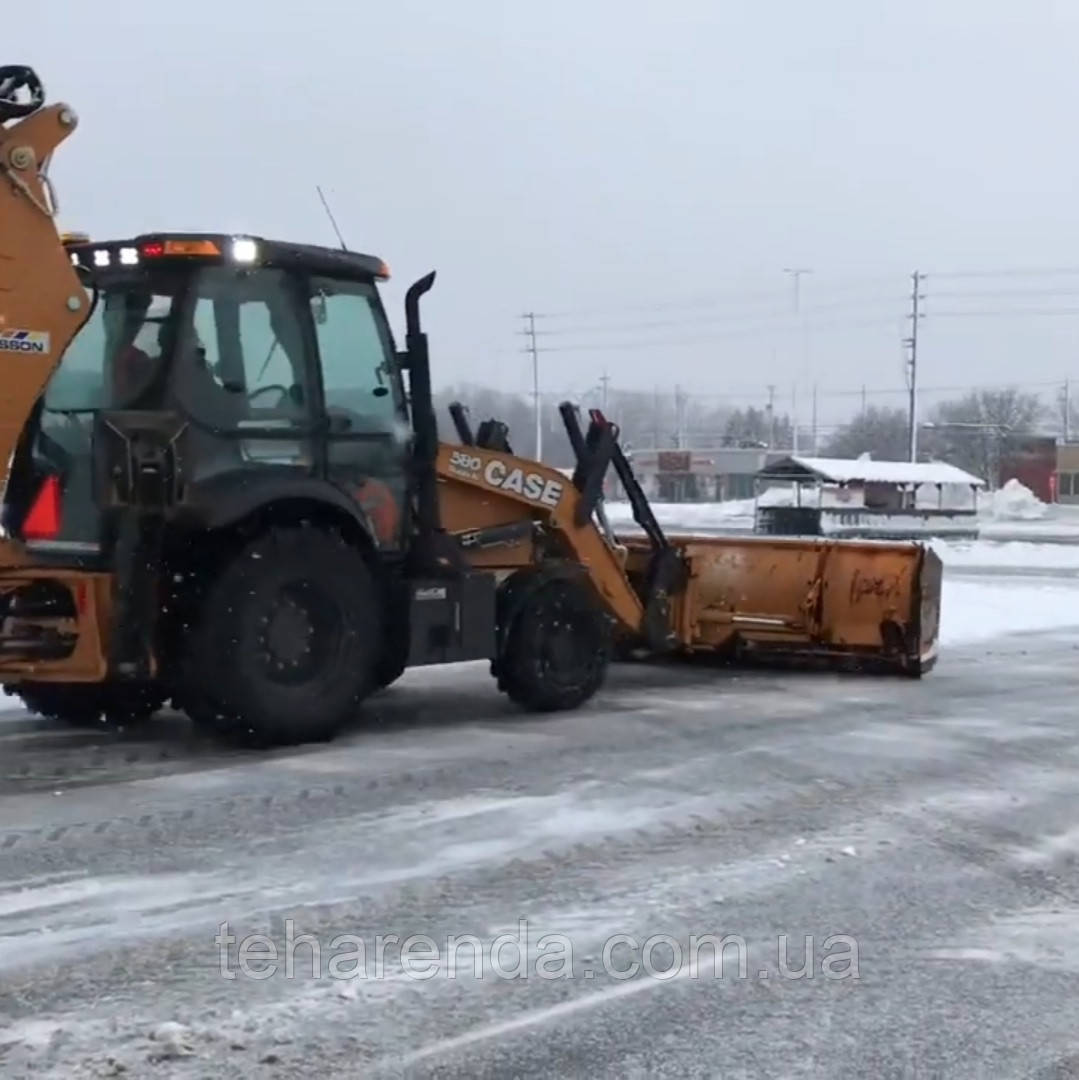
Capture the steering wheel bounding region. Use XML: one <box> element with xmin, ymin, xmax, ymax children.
<box><xmin>0</xmin><ymin>66</ymin><xmax>45</xmax><ymax>122</ymax></box>
<box><xmin>247</xmin><ymin>384</ymin><xmax>289</xmax><ymax>406</ymax></box>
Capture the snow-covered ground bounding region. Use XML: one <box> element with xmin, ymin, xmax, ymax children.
<box><xmin>934</xmin><ymin>539</ymin><xmax>1079</xmax><ymax>572</ymax></box>
<box><xmin>941</xmin><ymin>578</ymin><xmax>1079</xmax><ymax>645</ymax></box>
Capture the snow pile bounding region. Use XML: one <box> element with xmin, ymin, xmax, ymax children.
<box><xmin>986</xmin><ymin>479</ymin><xmax>1047</xmax><ymax>521</ymax></box>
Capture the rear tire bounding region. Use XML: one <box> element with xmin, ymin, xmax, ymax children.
<box><xmin>12</xmin><ymin>682</ymin><xmax>164</xmax><ymax>728</ymax></box>
<box><xmin>179</xmin><ymin>526</ymin><xmax>379</xmax><ymax>746</ymax></box>
<box><xmin>495</xmin><ymin>575</ymin><xmax>610</xmax><ymax>712</ymax></box>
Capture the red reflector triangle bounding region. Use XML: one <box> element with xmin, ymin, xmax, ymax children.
<box><xmin>23</xmin><ymin>475</ymin><xmax>62</xmax><ymax>540</ymax></box>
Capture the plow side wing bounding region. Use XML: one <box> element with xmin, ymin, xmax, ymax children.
<box><xmin>629</xmin><ymin>535</ymin><xmax>941</xmax><ymax>674</ymax></box>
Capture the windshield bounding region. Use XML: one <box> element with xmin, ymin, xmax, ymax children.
<box><xmin>42</xmin><ymin>272</ymin><xmax>184</xmax><ymax>413</ymax></box>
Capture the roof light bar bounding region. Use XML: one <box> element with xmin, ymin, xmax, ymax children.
<box><xmin>163</xmin><ymin>239</ymin><xmax>221</xmax><ymax>257</ymax></box>
<box><xmin>231</xmin><ymin>237</ymin><xmax>258</xmax><ymax>263</ymax></box>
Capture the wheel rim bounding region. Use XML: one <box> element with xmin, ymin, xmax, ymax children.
<box><xmin>534</xmin><ymin>595</ymin><xmax>599</xmax><ymax>688</ymax></box>
<box><xmin>256</xmin><ymin>580</ymin><xmax>344</xmax><ymax>685</ymax></box>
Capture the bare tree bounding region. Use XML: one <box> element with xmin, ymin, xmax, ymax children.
<box><xmin>1053</xmin><ymin>383</ymin><xmax>1079</xmax><ymax>442</ymax></box>
<box><xmin>822</xmin><ymin>406</ymin><xmax>909</xmax><ymax>460</ymax></box>
<box><xmin>921</xmin><ymin>389</ymin><xmax>1045</xmax><ymax>485</ymax></box>
<box><xmin>723</xmin><ymin>407</ymin><xmax>793</xmax><ymax>449</ymax></box>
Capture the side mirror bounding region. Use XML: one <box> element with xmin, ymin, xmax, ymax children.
<box><xmin>373</xmin><ymin>386</ymin><xmax>389</xmax><ymax>398</ymax></box>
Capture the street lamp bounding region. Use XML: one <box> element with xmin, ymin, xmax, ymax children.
<box><xmin>783</xmin><ymin>268</ymin><xmax>813</xmax><ymax>452</ymax></box>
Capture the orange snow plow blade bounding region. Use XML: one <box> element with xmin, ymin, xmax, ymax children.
<box><xmin>624</xmin><ymin>535</ymin><xmax>942</xmax><ymax>675</ymax></box>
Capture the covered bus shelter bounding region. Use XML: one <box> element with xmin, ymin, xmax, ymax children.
<box><xmin>753</xmin><ymin>455</ymin><xmax>986</xmax><ymax>539</ymax></box>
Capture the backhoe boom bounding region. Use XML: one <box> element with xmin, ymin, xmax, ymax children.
<box><xmin>0</xmin><ymin>68</ymin><xmax>87</xmax><ymax>506</ymax></box>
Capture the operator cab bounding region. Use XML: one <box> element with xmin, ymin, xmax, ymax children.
<box><xmin>12</xmin><ymin>233</ymin><xmax>411</xmax><ymax>557</ymax></box>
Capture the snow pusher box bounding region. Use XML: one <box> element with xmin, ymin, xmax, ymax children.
<box><xmin>0</xmin><ymin>64</ymin><xmax>941</xmax><ymax>745</ymax></box>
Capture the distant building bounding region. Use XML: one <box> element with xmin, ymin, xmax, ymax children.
<box><xmin>753</xmin><ymin>455</ymin><xmax>986</xmax><ymax>540</ymax></box>
<box><xmin>1000</xmin><ymin>435</ymin><xmax>1056</xmax><ymax>503</ymax></box>
<box><xmin>625</xmin><ymin>447</ymin><xmax>788</xmax><ymax>503</ymax></box>
<box><xmin>1056</xmin><ymin>443</ymin><xmax>1079</xmax><ymax>504</ymax></box>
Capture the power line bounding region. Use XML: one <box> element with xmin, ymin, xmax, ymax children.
<box><xmin>925</xmin><ymin>287</ymin><xmax>1079</xmax><ymax>300</ymax></box>
<box><xmin>535</xmin><ymin>316</ymin><xmax>903</xmax><ymax>354</ymax></box>
<box><xmin>538</xmin><ymin>298</ymin><xmax>904</xmax><ymax>338</ymax></box>
<box><xmin>926</xmin><ymin>266</ymin><xmax>1079</xmax><ymax>280</ymax></box>
<box><xmin>538</xmin><ymin>292</ymin><xmax>909</xmax><ymax>336</ymax></box>
<box><xmin>529</xmin><ymin>378</ymin><xmax>1067</xmax><ymax>403</ymax></box>
<box><xmin>526</xmin><ymin>271</ymin><xmax>924</xmax><ymax>322</ymax></box>
<box><xmin>924</xmin><ymin>307</ymin><xmax>1079</xmax><ymax>319</ymax></box>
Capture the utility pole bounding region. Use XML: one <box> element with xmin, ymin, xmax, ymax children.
<box><xmin>791</xmin><ymin>384</ymin><xmax>799</xmax><ymax>453</ymax></box>
<box><xmin>1065</xmin><ymin>378</ymin><xmax>1071</xmax><ymax>443</ymax></box>
<box><xmin>599</xmin><ymin>371</ymin><xmax>610</xmax><ymax>413</ymax></box>
<box><xmin>811</xmin><ymin>383</ymin><xmax>819</xmax><ymax>455</ymax></box>
<box><xmin>674</xmin><ymin>385</ymin><xmax>686</xmax><ymax>449</ymax></box>
<box><xmin>520</xmin><ymin>312</ymin><xmax>543</xmax><ymax>460</ymax></box>
<box><xmin>766</xmin><ymin>384</ymin><xmax>776</xmax><ymax>448</ymax></box>
<box><xmin>861</xmin><ymin>384</ymin><xmax>867</xmax><ymax>413</ymax></box>
<box><xmin>905</xmin><ymin>271</ymin><xmax>923</xmax><ymax>463</ymax></box>
<box><xmin>784</xmin><ymin>268</ymin><xmax>813</xmax><ymax>456</ymax></box>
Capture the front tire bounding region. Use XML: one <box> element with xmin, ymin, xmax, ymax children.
<box><xmin>495</xmin><ymin>574</ymin><xmax>610</xmax><ymax>712</ymax></box>
<box><xmin>179</xmin><ymin>527</ymin><xmax>379</xmax><ymax>746</ymax></box>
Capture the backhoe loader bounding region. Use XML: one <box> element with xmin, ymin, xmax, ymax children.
<box><xmin>0</xmin><ymin>65</ymin><xmax>942</xmax><ymax>745</ymax></box>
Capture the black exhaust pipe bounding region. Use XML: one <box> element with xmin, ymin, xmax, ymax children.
<box><xmin>403</xmin><ymin>272</ymin><xmax>439</xmax><ymax>542</ymax></box>
<box><xmin>402</xmin><ymin>272</ymin><xmax>463</xmax><ymax>574</ymax></box>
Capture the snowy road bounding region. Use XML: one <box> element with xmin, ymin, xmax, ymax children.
<box><xmin>3</xmin><ymin>577</ymin><xmax>1079</xmax><ymax>1076</ymax></box>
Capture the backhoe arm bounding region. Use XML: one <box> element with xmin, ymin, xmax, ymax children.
<box><xmin>0</xmin><ymin>66</ymin><xmax>87</xmax><ymax>500</ymax></box>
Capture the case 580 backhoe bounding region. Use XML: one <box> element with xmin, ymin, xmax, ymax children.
<box><xmin>0</xmin><ymin>66</ymin><xmax>942</xmax><ymax>745</ymax></box>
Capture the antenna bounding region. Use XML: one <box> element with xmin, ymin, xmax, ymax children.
<box><xmin>316</xmin><ymin>185</ymin><xmax>348</xmax><ymax>251</ymax></box>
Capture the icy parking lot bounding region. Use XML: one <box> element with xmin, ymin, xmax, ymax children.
<box><xmin>3</xmin><ymin>539</ymin><xmax>1079</xmax><ymax>1077</ymax></box>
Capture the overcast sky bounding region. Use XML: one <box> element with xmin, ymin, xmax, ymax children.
<box><xmin>13</xmin><ymin>0</ymin><xmax>1079</xmax><ymax>425</ymax></box>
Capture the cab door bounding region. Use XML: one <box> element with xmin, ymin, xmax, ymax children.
<box><xmin>307</xmin><ymin>276</ymin><xmax>411</xmax><ymax>553</ymax></box>
<box><xmin>171</xmin><ymin>265</ymin><xmax>318</xmax><ymax>485</ymax></box>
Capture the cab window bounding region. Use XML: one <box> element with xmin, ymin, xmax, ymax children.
<box><xmin>173</xmin><ymin>267</ymin><xmax>311</xmax><ymax>430</ymax></box>
<box><xmin>310</xmin><ymin>277</ymin><xmax>400</xmax><ymax>432</ymax></box>
<box><xmin>43</xmin><ymin>276</ymin><xmax>182</xmax><ymax>413</ymax></box>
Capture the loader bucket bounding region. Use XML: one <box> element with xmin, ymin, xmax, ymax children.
<box><xmin>625</xmin><ymin>535</ymin><xmax>941</xmax><ymax>675</ymax></box>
